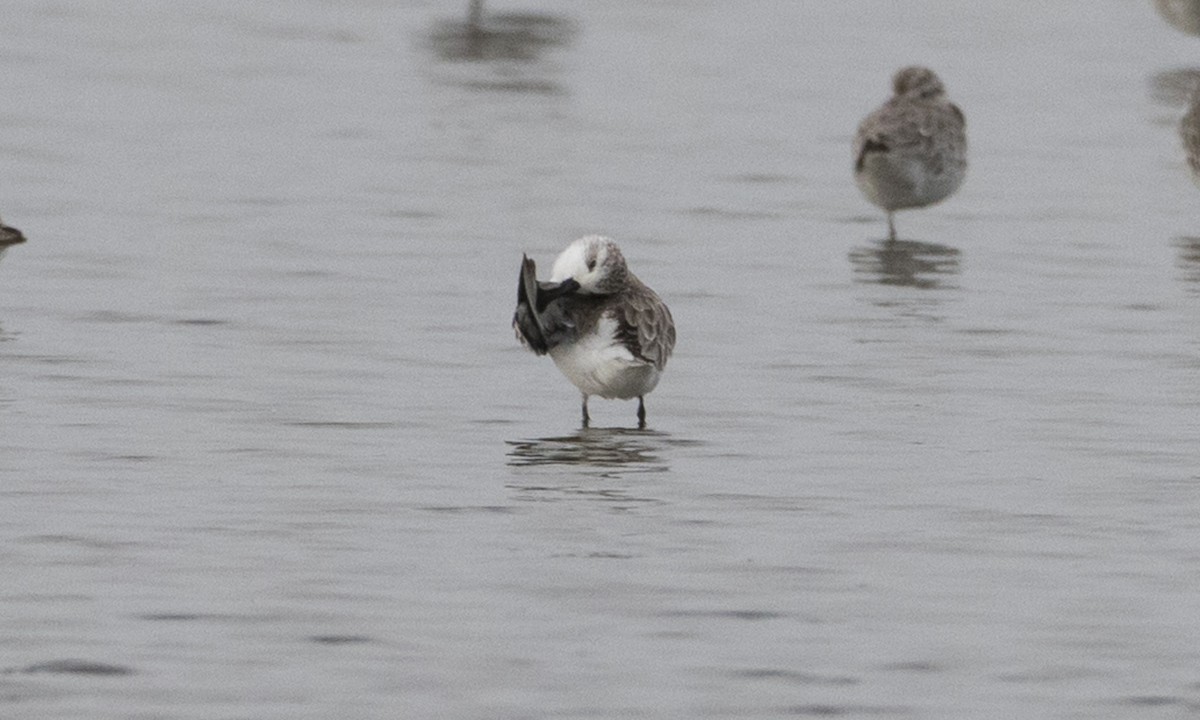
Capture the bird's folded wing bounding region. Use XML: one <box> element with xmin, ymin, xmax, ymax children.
<box><xmin>621</xmin><ymin>291</ymin><xmax>675</xmax><ymax>370</ymax></box>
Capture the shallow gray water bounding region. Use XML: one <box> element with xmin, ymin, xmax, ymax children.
<box><xmin>3</xmin><ymin>1</ymin><xmax>1200</xmax><ymax>718</ymax></box>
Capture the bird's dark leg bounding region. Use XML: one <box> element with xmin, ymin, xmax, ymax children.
<box><xmin>886</xmin><ymin>212</ymin><xmax>897</xmax><ymax>243</ymax></box>
<box><xmin>581</xmin><ymin>395</ymin><xmax>590</xmax><ymax>428</ymax></box>
<box><xmin>637</xmin><ymin>396</ymin><xmax>646</xmax><ymax>429</ymax></box>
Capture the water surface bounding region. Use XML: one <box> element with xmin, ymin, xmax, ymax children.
<box><xmin>2</xmin><ymin>1</ymin><xmax>1200</xmax><ymax>718</ymax></box>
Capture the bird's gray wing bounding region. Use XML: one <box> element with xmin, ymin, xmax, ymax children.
<box><xmin>618</xmin><ymin>282</ymin><xmax>675</xmax><ymax>371</ymax></box>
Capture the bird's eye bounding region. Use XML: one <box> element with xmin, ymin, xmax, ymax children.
<box><xmin>587</xmin><ymin>259</ymin><xmax>596</xmax><ymax>271</ymax></box>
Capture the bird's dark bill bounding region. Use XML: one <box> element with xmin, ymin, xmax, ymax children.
<box><xmin>535</xmin><ymin>277</ymin><xmax>579</xmax><ymax>312</ymax></box>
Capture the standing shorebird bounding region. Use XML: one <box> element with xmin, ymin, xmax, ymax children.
<box><xmin>513</xmin><ymin>235</ymin><xmax>676</xmax><ymax>429</ymax></box>
<box><xmin>1181</xmin><ymin>86</ymin><xmax>1200</xmax><ymax>184</ymax></box>
<box><xmin>853</xmin><ymin>66</ymin><xmax>967</xmax><ymax>242</ymax></box>
<box><xmin>0</xmin><ymin>217</ymin><xmax>26</xmax><ymax>263</ymax></box>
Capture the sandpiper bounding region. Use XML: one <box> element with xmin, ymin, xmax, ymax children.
<box><xmin>1181</xmin><ymin>86</ymin><xmax>1200</xmax><ymax>184</ymax></box>
<box><xmin>0</xmin><ymin>217</ymin><xmax>26</xmax><ymax>262</ymax></box>
<box><xmin>854</xmin><ymin>66</ymin><xmax>967</xmax><ymax>241</ymax></box>
<box><xmin>513</xmin><ymin>235</ymin><xmax>675</xmax><ymax>429</ymax></box>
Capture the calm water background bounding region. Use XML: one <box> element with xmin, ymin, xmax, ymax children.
<box><xmin>2</xmin><ymin>1</ymin><xmax>1200</xmax><ymax>718</ymax></box>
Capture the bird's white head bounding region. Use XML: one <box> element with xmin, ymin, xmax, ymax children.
<box><xmin>549</xmin><ymin>235</ymin><xmax>628</xmax><ymax>294</ymax></box>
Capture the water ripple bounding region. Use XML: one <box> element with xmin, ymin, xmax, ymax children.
<box><xmin>10</xmin><ymin>660</ymin><xmax>134</xmax><ymax>677</ymax></box>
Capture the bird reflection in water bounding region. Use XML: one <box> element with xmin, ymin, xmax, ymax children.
<box><xmin>507</xmin><ymin>428</ymin><xmax>669</xmax><ymax>472</ymax></box>
<box><xmin>848</xmin><ymin>239</ymin><xmax>961</xmax><ymax>290</ymax></box>
<box><xmin>506</xmin><ymin>428</ymin><xmax>679</xmax><ymax>507</ymax></box>
<box><xmin>429</xmin><ymin>1</ymin><xmax>575</xmax><ymax>65</ymax></box>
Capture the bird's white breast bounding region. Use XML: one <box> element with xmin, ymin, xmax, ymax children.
<box><xmin>548</xmin><ymin>313</ymin><xmax>661</xmax><ymax>399</ymax></box>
